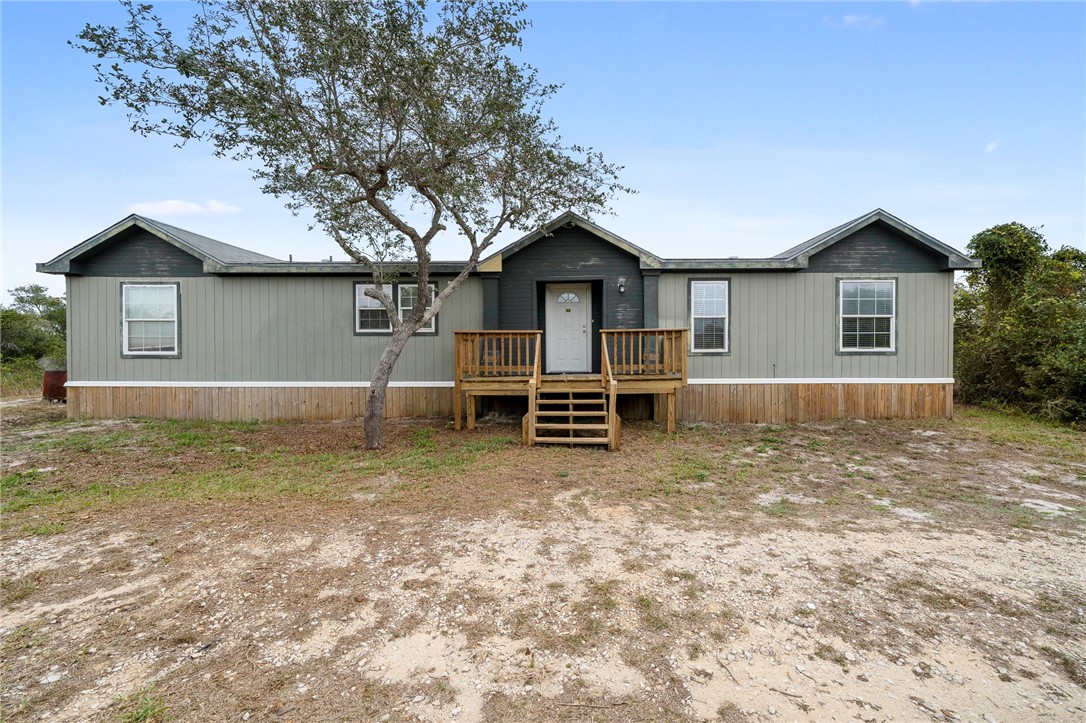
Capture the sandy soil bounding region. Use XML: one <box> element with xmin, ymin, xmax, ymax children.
<box><xmin>1</xmin><ymin>402</ymin><xmax>1084</xmax><ymax>722</ymax></box>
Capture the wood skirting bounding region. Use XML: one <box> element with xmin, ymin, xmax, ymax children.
<box><xmin>660</xmin><ymin>382</ymin><xmax>953</xmax><ymax>424</ymax></box>
<box><xmin>67</xmin><ymin>382</ymin><xmax>952</xmax><ymax>424</ymax></box>
<box><xmin>66</xmin><ymin>385</ymin><xmax>453</xmax><ymax>422</ymax></box>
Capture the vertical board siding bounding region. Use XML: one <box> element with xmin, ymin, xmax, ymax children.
<box><xmin>498</xmin><ymin>225</ymin><xmax>643</xmax><ymax>331</ymax></box>
<box><xmin>68</xmin><ymin>385</ymin><xmax>453</xmax><ymax>421</ymax></box>
<box><xmin>668</xmin><ymin>383</ymin><xmax>953</xmax><ymax>423</ymax></box>
<box><xmin>69</xmin><ymin>275</ymin><xmax>483</xmax><ymax>383</ymax></box>
<box><xmin>76</xmin><ymin>229</ymin><xmax>206</xmax><ymax>277</ymax></box>
<box><xmin>657</xmin><ymin>272</ymin><xmax>953</xmax><ymax>380</ymax></box>
<box><xmin>804</xmin><ymin>222</ymin><xmax>944</xmax><ymax>273</ymax></box>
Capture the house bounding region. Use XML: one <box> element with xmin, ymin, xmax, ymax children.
<box><xmin>38</xmin><ymin>209</ymin><xmax>979</xmax><ymax>448</ymax></box>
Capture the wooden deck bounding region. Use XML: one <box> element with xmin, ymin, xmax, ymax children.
<box><xmin>453</xmin><ymin>329</ymin><xmax>688</xmax><ymax>442</ymax></box>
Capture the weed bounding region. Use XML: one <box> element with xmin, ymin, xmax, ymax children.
<box><xmin>410</xmin><ymin>427</ymin><xmax>437</xmax><ymax>450</ymax></box>
<box><xmin>761</xmin><ymin>500</ymin><xmax>797</xmax><ymax>517</ymax></box>
<box><xmin>117</xmin><ymin>683</ymin><xmax>168</xmax><ymax>722</ymax></box>
<box><xmin>26</xmin><ymin>521</ymin><xmax>66</xmax><ymax>536</ymax></box>
<box><xmin>1039</xmin><ymin>646</ymin><xmax>1086</xmax><ymax>688</ymax></box>
<box><xmin>812</xmin><ymin>642</ymin><xmax>849</xmax><ymax>670</ymax></box>
<box><xmin>1</xmin><ymin>575</ymin><xmax>37</xmax><ymax>605</ymax></box>
<box><xmin>634</xmin><ymin>596</ymin><xmax>669</xmax><ymax>630</ymax></box>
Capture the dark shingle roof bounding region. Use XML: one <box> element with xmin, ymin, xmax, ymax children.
<box><xmin>37</xmin><ymin>214</ymin><xmax>282</xmax><ymax>274</ymax></box>
<box><xmin>138</xmin><ymin>216</ymin><xmax>281</xmax><ymax>264</ymax></box>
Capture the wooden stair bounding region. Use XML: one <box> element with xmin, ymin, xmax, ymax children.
<box><xmin>525</xmin><ymin>381</ymin><xmax>620</xmax><ymax>449</ymax></box>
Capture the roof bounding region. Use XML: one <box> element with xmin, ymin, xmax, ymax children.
<box><xmin>772</xmin><ymin>208</ymin><xmax>980</xmax><ymax>270</ymax></box>
<box><xmin>477</xmin><ymin>211</ymin><xmax>663</xmax><ymax>272</ymax></box>
<box><xmin>38</xmin><ymin>208</ymin><xmax>980</xmax><ymax>276</ymax></box>
<box><xmin>36</xmin><ymin>214</ymin><xmax>282</xmax><ymax>274</ymax></box>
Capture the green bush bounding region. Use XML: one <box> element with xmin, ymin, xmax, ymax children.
<box><xmin>1</xmin><ymin>358</ymin><xmax>44</xmax><ymax>398</ymax></box>
<box><xmin>1</xmin><ymin>285</ymin><xmax>65</xmax><ymax>399</ymax></box>
<box><xmin>955</xmin><ymin>225</ymin><xmax>1086</xmax><ymax>423</ymax></box>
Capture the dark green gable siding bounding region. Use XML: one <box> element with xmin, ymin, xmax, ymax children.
<box><xmin>804</xmin><ymin>221</ymin><xmax>944</xmax><ymax>273</ymax></box>
<box><xmin>76</xmin><ymin>229</ymin><xmax>205</xmax><ymax>277</ymax></box>
<box><xmin>498</xmin><ymin>226</ymin><xmax>644</xmax><ymax>329</ymax></box>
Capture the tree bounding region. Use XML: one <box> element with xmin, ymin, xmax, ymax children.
<box><xmin>0</xmin><ymin>285</ymin><xmax>67</xmax><ymax>362</ymax></box>
<box><xmin>75</xmin><ymin>0</ymin><xmax>629</xmax><ymax>448</ymax></box>
<box><xmin>955</xmin><ymin>223</ymin><xmax>1086</xmax><ymax>422</ymax></box>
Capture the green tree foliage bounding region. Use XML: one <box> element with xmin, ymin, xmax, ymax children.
<box><xmin>955</xmin><ymin>224</ymin><xmax>1086</xmax><ymax>423</ymax></box>
<box><xmin>1</xmin><ymin>285</ymin><xmax>67</xmax><ymax>397</ymax></box>
<box><xmin>74</xmin><ymin>0</ymin><xmax>630</xmax><ymax>448</ymax></box>
<box><xmin>1</xmin><ymin>285</ymin><xmax>66</xmax><ymax>362</ymax></box>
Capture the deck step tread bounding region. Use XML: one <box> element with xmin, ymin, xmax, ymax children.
<box><xmin>535</xmin><ymin>423</ymin><xmax>610</xmax><ymax>431</ymax></box>
<box><xmin>533</xmin><ymin>437</ymin><xmax>610</xmax><ymax>445</ymax></box>
<box><xmin>534</xmin><ymin>411</ymin><xmax>607</xmax><ymax>417</ymax></box>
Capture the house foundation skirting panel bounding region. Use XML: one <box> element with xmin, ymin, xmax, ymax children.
<box><xmin>662</xmin><ymin>382</ymin><xmax>954</xmax><ymax>424</ymax></box>
<box><xmin>66</xmin><ymin>385</ymin><xmax>454</xmax><ymax>422</ymax></box>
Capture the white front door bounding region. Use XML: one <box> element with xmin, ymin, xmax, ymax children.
<box><xmin>545</xmin><ymin>284</ymin><xmax>591</xmax><ymax>373</ymax></box>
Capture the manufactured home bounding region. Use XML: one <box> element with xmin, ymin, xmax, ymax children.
<box><xmin>38</xmin><ymin>209</ymin><xmax>979</xmax><ymax>448</ymax></box>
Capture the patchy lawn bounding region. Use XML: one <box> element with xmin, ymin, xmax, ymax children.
<box><xmin>1</xmin><ymin>402</ymin><xmax>1084</xmax><ymax>722</ymax></box>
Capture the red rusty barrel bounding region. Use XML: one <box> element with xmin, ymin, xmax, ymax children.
<box><xmin>43</xmin><ymin>370</ymin><xmax>67</xmax><ymax>402</ymax></box>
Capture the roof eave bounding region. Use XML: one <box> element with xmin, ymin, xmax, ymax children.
<box><xmin>209</xmin><ymin>261</ymin><xmax>472</xmax><ymax>275</ymax></box>
<box><xmin>653</xmin><ymin>258</ymin><xmax>805</xmax><ymax>271</ymax></box>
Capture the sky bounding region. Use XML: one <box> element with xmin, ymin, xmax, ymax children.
<box><xmin>2</xmin><ymin>1</ymin><xmax>1084</xmax><ymax>302</ymax></box>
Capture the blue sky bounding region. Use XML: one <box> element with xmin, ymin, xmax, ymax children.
<box><xmin>3</xmin><ymin>1</ymin><xmax>1084</xmax><ymax>301</ymax></box>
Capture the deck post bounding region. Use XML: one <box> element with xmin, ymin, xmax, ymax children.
<box><xmin>667</xmin><ymin>392</ymin><xmax>676</xmax><ymax>434</ymax></box>
<box><xmin>527</xmin><ymin>378</ymin><xmax>537</xmax><ymax>446</ymax></box>
<box><xmin>467</xmin><ymin>394</ymin><xmax>476</xmax><ymax>431</ymax></box>
<box><xmin>453</xmin><ymin>336</ymin><xmax>462</xmax><ymax>430</ymax></box>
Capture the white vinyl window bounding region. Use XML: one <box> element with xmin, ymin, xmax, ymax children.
<box><xmin>122</xmin><ymin>283</ymin><xmax>179</xmax><ymax>356</ymax></box>
<box><xmin>398</xmin><ymin>283</ymin><xmax>438</xmax><ymax>333</ymax></box>
<box><xmin>355</xmin><ymin>283</ymin><xmax>393</xmax><ymax>333</ymax></box>
<box><xmin>690</xmin><ymin>280</ymin><xmax>729</xmax><ymax>352</ymax></box>
<box><xmin>840</xmin><ymin>280</ymin><xmax>896</xmax><ymax>352</ymax></box>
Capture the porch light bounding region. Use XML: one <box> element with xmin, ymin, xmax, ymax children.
<box><xmin>618</xmin><ymin>278</ymin><xmax>627</xmax><ymax>294</ymax></box>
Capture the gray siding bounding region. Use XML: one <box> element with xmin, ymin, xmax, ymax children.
<box><xmin>498</xmin><ymin>226</ymin><xmax>643</xmax><ymax>330</ymax></box>
<box><xmin>658</xmin><ymin>272</ymin><xmax>954</xmax><ymax>379</ymax></box>
<box><xmin>68</xmin><ymin>275</ymin><xmax>483</xmax><ymax>382</ymax></box>
<box><xmin>75</xmin><ymin>229</ymin><xmax>206</xmax><ymax>277</ymax></box>
<box><xmin>804</xmin><ymin>222</ymin><xmax>944</xmax><ymax>273</ymax></box>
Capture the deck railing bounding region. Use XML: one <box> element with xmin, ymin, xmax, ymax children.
<box><xmin>602</xmin><ymin>328</ymin><xmax>688</xmax><ymax>382</ymax></box>
<box><xmin>454</xmin><ymin>330</ymin><xmax>542</xmax><ymax>379</ymax></box>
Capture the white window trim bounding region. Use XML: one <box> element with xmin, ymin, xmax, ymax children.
<box><xmin>839</xmin><ymin>279</ymin><xmax>896</xmax><ymax>353</ymax></box>
<box><xmin>122</xmin><ymin>283</ymin><xmax>180</xmax><ymax>357</ymax></box>
<box><xmin>355</xmin><ymin>283</ymin><xmax>394</xmax><ymax>334</ymax></box>
<box><xmin>690</xmin><ymin>279</ymin><xmax>729</xmax><ymax>353</ymax></box>
<box><xmin>398</xmin><ymin>283</ymin><xmax>438</xmax><ymax>334</ymax></box>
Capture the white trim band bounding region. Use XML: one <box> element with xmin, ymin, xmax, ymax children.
<box><xmin>687</xmin><ymin>378</ymin><xmax>954</xmax><ymax>385</ymax></box>
<box><xmin>66</xmin><ymin>381</ymin><xmax>456</xmax><ymax>388</ymax></box>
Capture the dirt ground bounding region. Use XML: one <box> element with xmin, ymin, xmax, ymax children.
<box><xmin>1</xmin><ymin>400</ymin><xmax>1084</xmax><ymax>722</ymax></box>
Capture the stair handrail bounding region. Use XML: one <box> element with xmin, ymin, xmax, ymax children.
<box><xmin>532</xmin><ymin>331</ymin><xmax>542</xmax><ymax>387</ymax></box>
<box><xmin>527</xmin><ymin>333</ymin><xmax>541</xmax><ymax>446</ymax></box>
<box><xmin>601</xmin><ymin>337</ymin><xmax>613</xmax><ymax>390</ymax></box>
<box><xmin>601</xmin><ymin>339</ymin><xmax>618</xmax><ymax>446</ymax></box>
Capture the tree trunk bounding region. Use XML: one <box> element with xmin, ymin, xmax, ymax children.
<box><xmin>363</xmin><ymin>328</ymin><xmax>413</xmax><ymax>450</ymax></box>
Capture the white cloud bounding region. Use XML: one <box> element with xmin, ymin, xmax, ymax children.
<box><xmin>126</xmin><ymin>199</ymin><xmax>242</xmax><ymax>216</ymax></box>
<box><xmin>985</xmin><ymin>140</ymin><xmax>999</xmax><ymax>154</ymax></box>
<box><xmin>825</xmin><ymin>15</ymin><xmax>885</xmax><ymax>31</ymax></box>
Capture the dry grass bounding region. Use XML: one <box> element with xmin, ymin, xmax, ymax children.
<box><xmin>1</xmin><ymin>403</ymin><xmax>1084</xmax><ymax>722</ymax></box>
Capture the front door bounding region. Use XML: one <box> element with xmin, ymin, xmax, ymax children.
<box><xmin>545</xmin><ymin>284</ymin><xmax>591</xmax><ymax>373</ymax></box>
